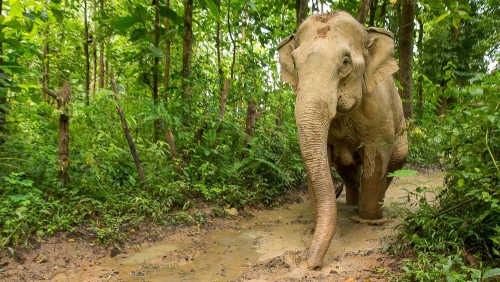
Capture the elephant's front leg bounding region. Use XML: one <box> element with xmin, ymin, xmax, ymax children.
<box><xmin>358</xmin><ymin>151</ymin><xmax>390</xmax><ymax>220</ymax></box>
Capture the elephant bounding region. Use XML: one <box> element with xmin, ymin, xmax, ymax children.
<box><xmin>277</xmin><ymin>11</ymin><xmax>408</xmax><ymax>270</ymax></box>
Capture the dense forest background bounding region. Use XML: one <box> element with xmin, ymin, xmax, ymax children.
<box><xmin>0</xmin><ymin>0</ymin><xmax>499</xmax><ymax>279</ymax></box>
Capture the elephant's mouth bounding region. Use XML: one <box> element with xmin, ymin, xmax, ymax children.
<box><xmin>336</xmin><ymin>95</ymin><xmax>358</xmax><ymax>114</ymax></box>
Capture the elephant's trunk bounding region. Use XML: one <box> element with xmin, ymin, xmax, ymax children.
<box><xmin>295</xmin><ymin>90</ymin><xmax>337</xmax><ymax>270</ymax></box>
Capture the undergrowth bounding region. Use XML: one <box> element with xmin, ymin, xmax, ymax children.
<box><xmin>0</xmin><ymin>94</ymin><xmax>305</xmax><ymax>247</ymax></box>
<box><xmin>390</xmin><ymin>72</ymin><xmax>500</xmax><ymax>281</ymax></box>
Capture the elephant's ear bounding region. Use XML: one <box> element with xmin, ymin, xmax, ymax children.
<box><xmin>278</xmin><ymin>34</ymin><xmax>297</xmax><ymax>91</ymax></box>
<box><xmin>364</xmin><ymin>27</ymin><xmax>399</xmax><ymax>93</ymax></box>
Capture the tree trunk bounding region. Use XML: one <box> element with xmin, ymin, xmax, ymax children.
<box><xmin>91</xmin><ymin>0</ymin><xmax>97</xmax><ymax>98</ymax></box>
<box><xmin>369</xmin><ymin>0</ymin><xmax>378</xmax><ymax>26</ymax></box>
<box><xmin>296</xmin><ymin>0</ymin><xmax>307</xmax><ymax>28</ymax></box>
<box><xmin>218</xmin><ymin>79</ymin><xmax>230</xmax><ymax>120</ymax></box>
<box><xmin>43</xmin><ymin>43</ymin><xmax>50</xmax><ymax>102</ymax></box>
<box><xmin>398</xmin><ymin>0</ymin><xmax>415</xmax><ymax>120</ymax></box>
<box><xmin>216</xmin><ymin>0</ymin><xmax>223</xmax><ymax>91</ymax></box>
<box><xmin>152</xmin><ymin>0</ymin><xmax>160</xmax><ymax>143</ymax></box>
<box><xmin>416</xmin><ymin>18</ymin><xmax>423</xmax><ymax>119</ymax></box>
<box><xmin>163</xmin><ymin>0</ymin><xmax>171</xmax><ymax>93</ymax></box>
<box><xmin>379</xmin><ymin>0</ymin><xmax>387</xmax><ymax>19</ymax></box>
<box><xmin>356</xmin><ymin>0</ymin><xmax>371</xmax><ymax>24</ymax></box>
<box><xmin>182</xmin><ymin>0</ymin><xmax>193</xmax><ymax>119</ymax></box>
<box><xmin>162</xmin><ymin>0</ymin><xmax>179</xmax><ymax>171</ymax></box>
<box><xmin>99</xmin><ymin>43</ymin><xmax>105</xmax><ymax>88</ymax></box>
<box><xmin>213</xmin><ymin>78</ymin><xmax>230</xmax><ymax>148</ymax></box>
<box><xmin>0</xmin><ymin>0</ymin><xmax>5</xmax><ymax>140</ymax></box>
<box><xmin>437</xmin><ymin>90</ymin><xmax>447</xmax><ymax>116</ymax></box>
<box><xmin>242</xmin><ymin>100</ymin><xmax>257</xmax><ymax>158</ymax></box>
<box><xmin>43</xmin><ymin>83</ymin><xmax>71</xmax><ymax>187</ymax></box>
<box><xmin>84</xmin><ymin>0</ymin><xmax>90</xmax><ymax>105</ymax></box>
<box><xmin>110</xmin><ymin>72</ymin><xmax>148</xmax><ymax>189</ymax></box>
<box><xmin>98</xmin><ymin>0</ymin><xmax>105</xmax><ymax>88</ymax></box>
<box><xmin>57</xmin><ymin>83</ymin><xmax>71</xmax><ymax>187</ymax></box>
<box><xmin>227</xmin><ymin>0</ymin><xmax>236</xmax><ymax>80</ymax></box>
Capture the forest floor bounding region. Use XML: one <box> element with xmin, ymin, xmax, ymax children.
<box><xmin>0</xmin><ymin>171</ymin><xmax>444</xmax><ymax>282</ymax></box>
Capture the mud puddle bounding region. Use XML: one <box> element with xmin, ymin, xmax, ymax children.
<box><xmin>83</xmin><ymin>171</ymin><xmax>443</xmax><ymax>282</ymax></box>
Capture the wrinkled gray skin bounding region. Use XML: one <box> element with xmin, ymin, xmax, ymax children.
<box><xmin>278</xmin><ymin>11</ymin><xmax>408</xmax><ymax>270</ymax></box>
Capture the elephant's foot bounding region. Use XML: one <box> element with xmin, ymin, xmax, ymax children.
<box><xmin>307</xmin><ymin>257</ymin><xmax>323</xmax><ymax>271</ymax></box>
<box><xmin>349</xmin><ymin>214</ymin><xmax>391</xmax><ymax>225</ymax></box>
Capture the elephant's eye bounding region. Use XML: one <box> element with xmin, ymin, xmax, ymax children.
<box><xmin>339</xmin><ymin>57</ymin><xmax>353</xmax><ymax>78</ymax></box>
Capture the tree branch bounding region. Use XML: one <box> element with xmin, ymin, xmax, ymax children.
<box><xmin>42</xmin><ymin>87</ymin><xmax>59</xmax><ymax>100</ymax></box>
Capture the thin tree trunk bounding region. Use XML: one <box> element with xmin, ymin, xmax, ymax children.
<box><xmin>227</xmin><ymin>0</ymin><xmax>236</xmax><ymax>80</ymax></box>
<box><xmin>163</xmin><ymin>0</ymin><xmax>171</xmax><ymax>93</ymax></box>
<box><xmin>84</xmin><ymin>0</ymin><xmax>90</xmax><ymax>105</ymax></box>
<box><xmin>181</xmin><ymin>0</ymin><xmax>193</xmax><ymax>115</ymax></box>
<box><xmin>57</xmin><ymin>83</ymin><xmax>71</xmax><ymax>187</ymax></box>
<box><xmin>242</xmin><ymin>100</ymin><xmax>257</xmax><ymax>158</ymax></box>
<box><xmin>369</xmin><ymin>0</ymin><xmax>378</xmax><ymax>26</ymax></box>
<box><xmin>152</xmin><ymin>0</ymin><xmax>160</xmax><ymax>143</ymax></box>
<box><xmin>159</xmin><ymin>23</ymin><xmax>178</xmax><ymax>172</ymax></box>
<box><xmin>216</xmin><ymin>0</ymin><xmax>223</xmax><ymax>91</ymax></box>
<box><xmin>218</xmin><ymin>79</ymin><xmax>230</xmax><ymax>120</ymax></box>
<box><xmin>110</xmin><ymin>72</ymin><xmax>148</xmax><ymax>188</ymax></box>
<box><xmin>379</xmin><ymin>0</ymin><xmax>387</xmax><ymax>19</ymax></box>
<box><xmin>43</xmin><ymin>43</ymin><xmax>50</xmax><ymax>101</ymax></box>
<box><xmin>91</xmin><ymin>0</ymin><xmax>97</xmax><ymax>98</ymax></box>
<box><xmin>417</xmin><ymin>18</ymin><xmax>423</xmax><ymax>119</ymax></box>
<box><xmin>240</xmin><ymin>3</ymin><xmax>248</xmax><ymax>111</ymax></box>
<box><xmin>105</xmin><ymin>53</ymin><xmax>109</xmax><ymax>88</ymax></box>
<box><xmin>296</xmin><ymin>0</ymin><xmax>307</xmax><ymax>28</ymax></box>
<box><xmin>99</xmin><ymin>43</ymin><xmax>105</xmax><ymax>88</ymax></box>
<box><xmin>162</xmin><ymin>0</ymin><xmax>179</xmax><ymax>171</ymax></box>
<box><xmin>356</xmin><ymin>0</ymin><xmax>371</xmax><ymax>24</ymax></box>
<box><xmin>43</xmin><ymin>83</ymin><xmax>71</xmax><ymax>187</ymax></box>
<box><xmin>398</xmin><ymin>0</ymin><xmax>415</xmax><ymax>120</ymax></box>
<box><xmin>213</xmin><ymin>78</ymin><xmax>230</xmax><ymax>148</ymax></box>
<box><xmin>0</xmin><ymin>0</ymin><xmax>5</xmax><ymax>139</ymax></box>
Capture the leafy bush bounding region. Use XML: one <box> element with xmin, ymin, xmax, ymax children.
<box><xmin>393</xmin><ymin>72</ymin><xmax>500</xmax><ymax>280</ymax></box>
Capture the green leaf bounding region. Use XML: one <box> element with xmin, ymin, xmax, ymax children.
<box><xmin>246</xmin><ymin>0</ymin><xmax>259</xmax><ymax>14</ymax></box>
<box><xmin>135</xmin><ymin>5</ymin><xmax>149</xmax><ymax>19</ymax></box>
<box><xmin>436</xmin><ymin>12</ymin><xmax>449</xmax><ymax>23</ymax></box>
<box><xmin>51</xmin><ymin>8</ymin><xmax>64</xmax><ymax>23</ymax></box>
<box><xmin>111</xmin><ymin>16</ymin><xmax>139</xmax><ymax>31</ymax></box>
<box><xmin>202</xmin><ymin>0</ymin><xmax>220</xmax><ymax>21</ymax></box>
<box><xmin>3</xmin><ymin>19</ymin><xmax>25</xmax><ymax>30</ymax></box>
<box><xmin>457</xmin><ymin>10</ymin><xmax>471</xmax><ymax>20</ymax></box>
<box><xmin>3</xmin><ymin>38</ymin><xmax>22</xmax><ymax>49</ymax></box>
<box><xmin>130</xmin><ymin>28</ymin><xmax>148</xmax><ymax>41</ymax></box>
<box><xmin>23</xmin><ymin>12</ymin><xmax>37</xmax><ymax>21</ymax></box>
<box><xmin>9</xmin><ymin>195</ymin><xmax>29</xmax><ymax>202</ymax></box>
<box><xmin>483</xmin><ymin>268</ymin><xmax>500</xmax><ymax>279</ymax></box>
<box><xmin>159</xmin><ymin>7</ymin><xmax>182</xmax><ymax>25</ymax></box>
<box><xmin>148</xmin><ymin>46</ymin><xmax>164</xmax><ymax>57</ymax></box>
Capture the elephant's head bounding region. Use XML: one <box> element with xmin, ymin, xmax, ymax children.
<box><xmin>278</xmin><ymin>11</ymin><xmax>398</xmax><ymax>270</ymax></box>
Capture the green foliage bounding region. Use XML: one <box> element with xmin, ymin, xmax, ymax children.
<box><xmin>393</xmin><ymin>72</ymin><xmax>500</xmax><ymax>280</ymax></box>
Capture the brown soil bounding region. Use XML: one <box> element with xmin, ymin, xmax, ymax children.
<box><xmin>0</xmin><ymin>171</ymin><xmax>444</xmax><ymax>282</ymax></box>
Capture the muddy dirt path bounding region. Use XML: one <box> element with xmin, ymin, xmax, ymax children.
<box><xmin>1</xmin><ymin>171</ymin><xmax>444</xmax><ymax>282</ymax></box>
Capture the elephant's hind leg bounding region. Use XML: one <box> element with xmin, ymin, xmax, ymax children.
<box><xmin>334</xmin><ymin>164</ymin><xmax>361</xmax><ymax>206</ymax></box>
<box><xmin>386</xmin><ymin>132</ymin><xmax>409</xmax><ymax>189</ymax></box>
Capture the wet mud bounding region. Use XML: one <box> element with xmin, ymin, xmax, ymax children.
<box><xmin>1</xmin><ymin>171</ymin><xmax>444</xmax><ymax>281</ymax></box>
